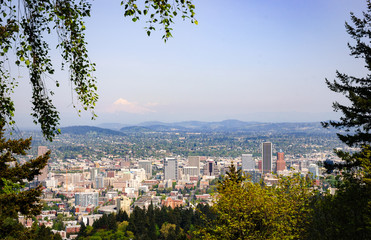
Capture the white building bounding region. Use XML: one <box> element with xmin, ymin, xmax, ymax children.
<box><xmin>308</xmin><ymin>164</ymin><xmax>319</xmax><ymax>180</ymax></box>
<box><xmin>45</xmin><ymin>176</ymin><xmax>57</xmax><ymax>188</ymax></box>
<box><xmin>130</xmin><ymin>168</ymin><xmax>146</xmax><ymax>182</ymax></box>
<box><xmin>242</xmin><ymin>154</ymin><xmax>254</xmax><ymax>171</ymax></box>
<box><xmin>75</xmin><ymin>192</ymin><xmax>99</xmax><ymax>207</ymax></box>
<box><xmin>164</xmin><ymin>158</ymin><xmax>178</xmax><ymax>180</ymax></box>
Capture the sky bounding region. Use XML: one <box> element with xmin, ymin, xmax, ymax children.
<box><xmin>11</xmin><ymin>0</ymin><xmax>368</xmax><ymax>128</ymax></box>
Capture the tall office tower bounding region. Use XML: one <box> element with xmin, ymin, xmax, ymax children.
<box><xmin>37</xmin><ymin>146</ymin><xmax>49</xmax><ymax>182</ymax></box>
<box><xmin>164</xmin><ymin>157</ymin><xmax>178</xmax><ymax>180</ymax></box>
<box><xmin>276</xmin><ymin>150</ymin><xmax>286</xmax><ymax>173</ymax></box>
<box><xmin>204</xmin><ymin>160</ymin><xmax>218</xmax><ymax>176</ymax></box>
<box><xmin>95</xmin><ymin>176</ymin><xmax>105</xmax><ymax>189</ymax></box>
<box><xmin>90</xmin><ymin>168</ymin><xmax>98</xmax><ymax>181</ymax></box>
<box><xmin>138</xmin><ymin>160</ymin><xmax>152</xmax><ymax>179</ymax></box>
<box><xmin>262</xmin><ymin>142</ymin><xmax>272</xmax><ymax>174</ymax></box>
<box><xmin>188</xmin><ymin>156</ymin><xmax>200</xmax><ymax>176</ymax></box>
<box><xmin>75</xmin><ymin>192</ymin><xmax>99</xmax><ymax>207</ymax></box>
<box><xmin>242</xmin><ymin>154</ymin><xmax>254</xmax><ymax>171</ymax></box>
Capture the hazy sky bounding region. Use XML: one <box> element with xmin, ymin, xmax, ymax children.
<box><xmin>11</xmin><ymin>0</ymin><xmax>368</xmax><ymax>128</ymax></box>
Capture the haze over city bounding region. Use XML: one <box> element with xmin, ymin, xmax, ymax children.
<box><xmin>11</xmin><ymin>0</ymin><xmax>366</xmax><ymax>128</ymax></box>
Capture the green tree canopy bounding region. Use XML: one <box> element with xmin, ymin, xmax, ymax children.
<box><xmin>197</xmin><ymin>167</ymin><xmax>314</xmax><ymax>240</ymax></box>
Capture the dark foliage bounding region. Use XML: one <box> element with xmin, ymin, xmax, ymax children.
<box><xmin>315</xmin><ymin>1</ymin><xmax>371</xmax><ymax>238</ymax></box>
<box><xmin>0</xmin><ymin>122</ymin><xmax>49</xmax><ymax>237</ymax></box>
<box><xmin>79</xmin><ymin>203</ymin><xmax>215</xmax><ymax>240</ymax></box>
<box><xmin>322</xmin><ymin>1</ymin><xmax>371</xmax><ymax>149</ymax></box>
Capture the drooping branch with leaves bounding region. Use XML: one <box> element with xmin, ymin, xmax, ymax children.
<box><xmin>0</xmin><ymin>0</ymin><xmax>97</xmax><ymax>141</ymax></box>
<box><xmin>0</xmin><ymin>0</ymin><xmax>196</xmax><ymax>141</ymax></box>
<box><xmin>122</xmin><ymin>0</ymin><xmax>197</xmax><ymax>40</ymax></box>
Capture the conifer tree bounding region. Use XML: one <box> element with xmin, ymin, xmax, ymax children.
<box><xmin>321</xmin><ymin>0</ymin><xmax>371</xmax><ymax>180</ymax></box>
<box><xmin>322</xmin><ymin>0</ymin><xmax>371</xmax><ymax>173</ymax></box>
<box><xmin>0</xmin><ymin>121</ymin><xmax>50</xmax><ymax>223</ymax></box>
<box><xmin>0</xmin><ymin>121</ymin><xmax>49</xmax><ymax>235</ymax></box>
<box><xmin>323</xmin><ymin>1</ymin><xmax>371</xmax><ymax>148</ymax></box>
<box><xmin>77</xmin><ymin>221</ymin><xmax>87</xmax><ymax>238</ymax></box>
<box><xmin>311</xmin><ymin>1</ymin><xmax>371</xmax><ymax>238</ymax></box>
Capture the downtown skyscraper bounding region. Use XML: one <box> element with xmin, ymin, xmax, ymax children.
<box><xmin>164</xmin><ymin>157</ymin><xmax>178</xmax><ymax>180</ymax></box>
<box><xmin>276</xmin><ymin>150</ymin><xmax>286</xmax><ymax>173</ymax></box>
<box><xmin>262</xmin><ymin>142</ymin><xmax>272</xmax><ymax>174</ymax></box>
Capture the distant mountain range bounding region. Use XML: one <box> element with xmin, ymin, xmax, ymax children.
<box><xmin>55</xmin><ymin>120</ymin><xmax>337</xmax><ymax>135</ymax></box>
<box><xmin>60</xmin><ymin>126</ymin><xmax>125</xmax><ymax>136</ymax></box>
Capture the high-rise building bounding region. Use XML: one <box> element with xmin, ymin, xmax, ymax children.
<box><xmin>37</xmin><ymin>146</ymin><xmax>49</xmax><ymax>182</ymax></box>
<box><xmin>308</xmin><ymin>164</ymin><xmax>319</xmax><ymax>180</ymax></box>
<box><xmin>70</xmin><ymin>173</ymin><xmax>82</xmax><ymax>184</ymax></box>
<box><xmin>164</xmin><ymin>158</ymin><xmax>178</xmax><ymax>180</ymax></box>
<box><xmin>75</xmin><ymin>192</ymin><xmax>99</xmax><ymax>207</ymax></box>
<box><xmin>276</xmin><ymin>150</ymin><xmax>286</xmax><ymax>173</ymax></box>
<box><xmin>95</xmin><ymin>176</ymin><xmax>105</xmax><ymax>189</ymax></box>
<box><xmin>188</xmin><ymin>156</ymin><xmax>200</xmax><ymax>176</ymax></box>
<box><xmin>242</xmin><ymin>154</ymin><xmax>254</xmax><ymax>171</ymax></box>
<box><xmin>262</xmin><ymin>142</ymin><xmax>272</xmax><ymax>174</ymax></box>
<box><xmin>203</xmin><ymin>160</ymin><xmax>219</xmax><ymax>176</ymax></box>
<box><xmin>90</xmin><ymin>168</ymin><xmax>98</xmax><ymax>181</ymax></box>
<box><xmin>183</xmin><ymin>166</ymin><xmax>199</xmax><ymax>177</ymax></box>
<box><xmin>138</xmin><ymin>160</ymin><xmax>152</xmax><ymax>179</ymax></box>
